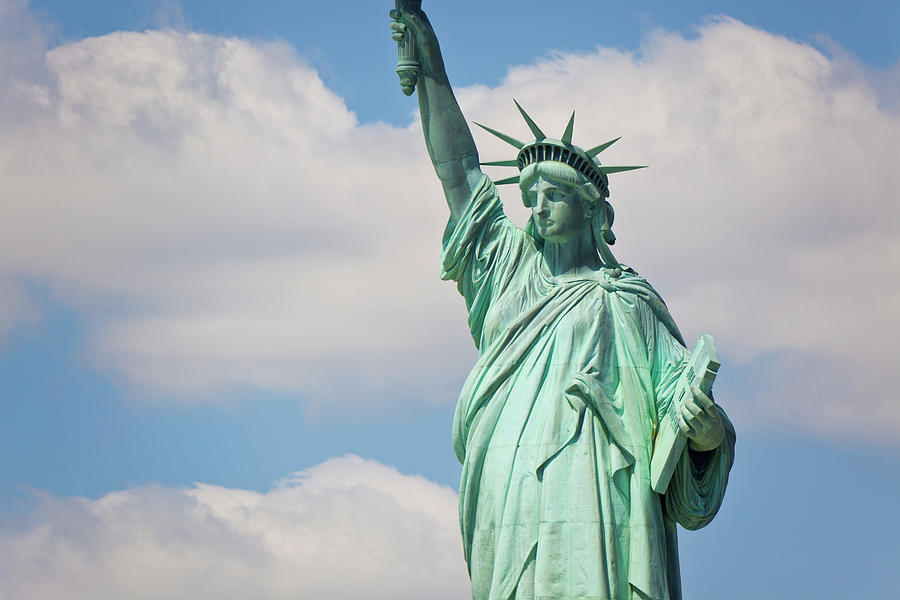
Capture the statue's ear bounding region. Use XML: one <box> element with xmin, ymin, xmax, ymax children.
<box><xmin>578</xmin><ymin>184</ymin><xmax>600</xmax><ymax>219</ymax></box>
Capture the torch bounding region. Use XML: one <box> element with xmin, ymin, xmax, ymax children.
<box><xmin>391</xmin><ymin>0</ymin><xmax>422</xmax><ymax>96</ymax></box>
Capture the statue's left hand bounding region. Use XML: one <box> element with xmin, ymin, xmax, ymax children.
<box><xmin>678</xmin><ymin>386</ymin><xmax>725</xmax><ymax>452</ymax></box>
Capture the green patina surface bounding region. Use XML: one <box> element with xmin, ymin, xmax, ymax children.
<box><xmin>390</xmin><ymin>5</ymin><xmax>735</xmax><ymax>599</ymax></box>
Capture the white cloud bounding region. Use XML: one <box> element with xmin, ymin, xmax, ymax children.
<box><xmin>0</xmin><ymin>455</ymin><xmax>468</xmax><ymax>600</ymax></box>
<box><xmin>0</xmin><ymin>17</ymin><xmax>476</xmax><ymax>403</ymax></box>
<box><xmin>0</xmin><ymin>6</ymin><xmax>898</xmax><ymax>438</ymax></box>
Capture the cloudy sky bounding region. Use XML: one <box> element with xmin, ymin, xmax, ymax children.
<box><xmin>0</xmin><ymin>0</ymin><xmax>898</xmax><ymax>597</ymax></box>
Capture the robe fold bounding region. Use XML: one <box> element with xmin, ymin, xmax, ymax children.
<box><xmin>440</xmin><ymin>176</ymin><xmax>735</xmax><ymax>600</ymax></box>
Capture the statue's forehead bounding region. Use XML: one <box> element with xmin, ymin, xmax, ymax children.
<box><xmin>524</xmin><ymin>171</ymin><xmax>576</xmax><ymax>190</ymax></box>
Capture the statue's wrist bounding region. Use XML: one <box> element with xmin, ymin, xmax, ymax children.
<box><xmin>418</xmin><ymin>65</ymin><xmax>450</xmax><ymax>88</ymax></box>
<box><xmin>418</xmin><ymin>51</ymin><xmax>447</xmax><ymax>78</ymax></box>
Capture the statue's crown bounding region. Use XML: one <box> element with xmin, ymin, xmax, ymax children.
<box><xmin>475</xmin><ymin>100</ymin><xmax>646</xmax><ymax>197</ymax></box>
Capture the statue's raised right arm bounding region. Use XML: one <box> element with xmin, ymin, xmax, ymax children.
<box><xmin>390</xmin><ymin>6</ymin><xmax>483</xmax><ymax>222</ymax></box>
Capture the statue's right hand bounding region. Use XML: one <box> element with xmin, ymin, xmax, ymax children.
<box><xmin>388</xmin><ymin>6</ymin><xmax>441</xmax><ymax>67</ymax></box>
<box><xmin>389</xmin><ymin>20</ymin><xmax>407</xmax><ymax>43</ymax></box>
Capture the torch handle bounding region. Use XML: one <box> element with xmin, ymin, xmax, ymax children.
<box><xmin>392</xmin><ymin>0</ymin><xmax>422</xmax><ymax>96</ymax></box>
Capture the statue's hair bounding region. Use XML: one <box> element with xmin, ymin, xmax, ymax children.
<box><xmin>518</xmin><ymin>161</ymin><xmax>617</xmax><ymax>247</ymax></box>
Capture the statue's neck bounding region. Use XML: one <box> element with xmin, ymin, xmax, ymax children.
<box><xmin>542</xmin><ymin>228</ymin><xmax>602</xmax><ymax>277</ymax></box>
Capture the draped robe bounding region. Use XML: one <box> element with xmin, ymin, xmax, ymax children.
<box><xmin>441</xmin><ymin>177</ymin><xmax>735</xmax><ymax>600</ymax></box>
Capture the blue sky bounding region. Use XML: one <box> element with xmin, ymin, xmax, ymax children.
<box><xmin>26</xmin><ymin>0</ymin><xmax>900</xmax><ymax>124</ymax></box>
<box><xmin>0</xmin><ymin>1</ymin><xmax>898</xmax><ymax>598</ymax></box>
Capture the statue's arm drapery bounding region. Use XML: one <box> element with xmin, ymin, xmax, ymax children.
<box><xmin>440</xmin><ymin>176</ymin><xmax>529</xmax><ymax>349</ymax></box>
<box><xmin>645</xmin><ymin>298</ymin><xmax>736</xmax><ymax>529</ymax></box>
<box><xmin>664</xmin><ymin>411</ymin><xmax>735</xmax><ymax>529</ymax></box>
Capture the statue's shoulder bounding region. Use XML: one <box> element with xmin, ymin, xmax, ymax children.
<box><xmin>604</xmin><ymin>267</ymin><xmax>668</xmax><ymax>315</ymax></box>
<box><xmin>614</xmin><ymin>266</ymin><xmax>660</xmax><ymax>290</ymax></box>
<box><xmin>608</xmin><ymin>267</ymin><xmax>685</xmax><ymax>345</ymax></box>
<box><xmin>602</xmin><ymin>266</ymin><xmax>658</xmax><ymax>296</ymax></box>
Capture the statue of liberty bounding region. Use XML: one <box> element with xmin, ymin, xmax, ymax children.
<box><xmin>389</xmin><ymin>4</ymin><xmax>735</xmax><ymax>599</ymax></box>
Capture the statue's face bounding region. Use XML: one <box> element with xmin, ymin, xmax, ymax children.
<box><xmin>524</xmin><ymin>175</ymin><xmax>590</xmax><ymax>244</ymax></box>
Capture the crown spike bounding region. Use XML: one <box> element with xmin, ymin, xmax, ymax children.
<box><xmin>561</xmin><ymin>111</ymin><xmax>575</xmax><ymax>144</ymax></box>
<box><xmin>586</xmin><ymin>137</ymin><xmax>621</xmax><ymax>158</ymax></box>
<box><xmin>598</xmin><ymin>165</ymin><xmax>648</xmax><ymax>174</ymax></box>
<box><xmin>480</xmin><ymin>159</ymin><xmax>520</xmax><ymax>167</ymax></box>
<box><xmin>494</xmin><ymin>175</ymin><xmax>521</xmax><ymax>185</ymax></box>
<box><xmin>513</xmin><ymin>99</ymin><xmax>547</xmax><ymax>140</ymax></box>
<box><xmin>473</xmin><ymin>122</ymin><xmax>524</xmax><ymax>149</ymax></box>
